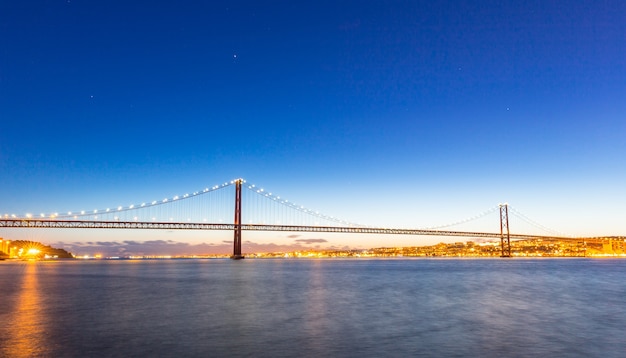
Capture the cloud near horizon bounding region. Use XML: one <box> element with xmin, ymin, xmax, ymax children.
<box><xmin>294</xmin><ymin>239</ymin><xmax>328</xmax><ymax>244</ymax></box>
<box><xmin>53</xmin><ymin>238</ymin><xmax>335</xmax><ymax>257</ymax></box>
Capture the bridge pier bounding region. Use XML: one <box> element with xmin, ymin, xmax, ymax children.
<box><xmin>231</xmin><ymin>179</ymin><xmax>244</xmax><ymax>260</ymax></box>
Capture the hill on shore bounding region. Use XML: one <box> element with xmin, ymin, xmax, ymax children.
<box><xmin>2</xmin><ymin>240</ymin><xmax>73</xmax><ymax>259</ymax></box>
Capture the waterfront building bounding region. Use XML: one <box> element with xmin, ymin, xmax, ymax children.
<box><xmin>0</xmin><ymin>238</ymin><xmax>10</xmax><ymax>256</ymax></box>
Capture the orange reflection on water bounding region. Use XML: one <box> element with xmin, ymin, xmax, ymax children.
<box><xmin>302</xmin><ymin>260</ymin><xmax>330</xmax><ymax>350</ymax></box>
<box><xmin>4</xmin><ymin>262</ymin><xmax>50</xmax><ymax>358</ymax></box>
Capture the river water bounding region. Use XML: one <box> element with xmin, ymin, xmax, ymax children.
<box><xmin>0</xmin><ymin>258</ymin><xmax>624</xmax><ymax>357</ymax></box>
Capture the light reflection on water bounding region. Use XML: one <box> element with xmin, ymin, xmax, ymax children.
<box><xmin>2</xmin><ymin>262</ymin><xmax>51</xmax><ymax>358</ymax></box>
<box><xmin>0</xmin><ymin>258</ymin><xmax>625</xmax><ymax>357</ymax></box>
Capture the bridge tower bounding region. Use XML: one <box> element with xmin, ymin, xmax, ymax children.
<box><xmin>231</xmin><ymin>178</ymin><xmax>244</xmax><ymax>260</ymax></box>
<box><xmin>499</xmin><ymin>204</ymin><xmax>511</xmax><ymax>257</ymax></box>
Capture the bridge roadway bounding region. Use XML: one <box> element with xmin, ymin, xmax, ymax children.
<box><xmin>1</xmin><ymin>218</ymin><xmax>617</xmax><ymax>242</ymax></box>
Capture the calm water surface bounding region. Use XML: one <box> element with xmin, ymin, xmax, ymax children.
<box><xmin>0</xmin><ymin>258</ymin><xmax>624</xmax><ymax>357</ymax></box>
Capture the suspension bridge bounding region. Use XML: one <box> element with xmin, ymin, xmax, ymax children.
<box><xmin>0</xmin><ymin>178</ymin><xmax>617</xmax><ymax>258</ymax></box>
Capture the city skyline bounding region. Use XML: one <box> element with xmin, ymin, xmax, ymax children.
<box><xmin>1</xmin><ymin>1</ymin><xmax>625</xmax><ymax>255</ymax></box>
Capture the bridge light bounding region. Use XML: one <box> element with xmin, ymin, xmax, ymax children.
<box><xmin>141</xmin><ymin>203</ymin><xmax>145</xmax><ymax>207</ymax></box>
<box><xmin>26</xmin><ymin>213</ymin><xmax>32</xmax><ymax>218</ymax></box>
<box><xmin>163</xmin><ymin>199</ymin><xmax>168</xmax><ymax>203</ymax></box>
<box><xmin>152</xmin><ymin>201</ymin><xmax>157</xmax><ymax>205</ymax></box>
<box><xmin>117</xmin><ymin>206</ymin><xmax>123</xmax><ymax>211</ymax></box>
<box><xmin>94</xmin><ymin>209</ymin><xmax>98</xmax><ymax>213</ymax></box>
<box><xmin>40</xmin><ymin>213</ymin><xmax>45</xmax><ymax>217</ymax></box>
<box><xmin>81</xmin><ymin>211</ymin><xmax>85</xmax><ymax>215</ymax></box>
<box><xmin>173</xmin><ymin>196</ymin><xmax>179</xmax><ymax>200</ymax></box>
<box><xmin>68</xmin><ymin>212</ymin><xmax>72</xmax><ymax>215</ymax></box>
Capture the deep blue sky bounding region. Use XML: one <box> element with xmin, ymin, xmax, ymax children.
<box><xmin>1</xmin><ymin>1</ymin><xmax>625</xmax><ymax>253</ymax></box>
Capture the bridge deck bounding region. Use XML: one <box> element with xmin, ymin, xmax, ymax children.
<box><xmin>0</xmin><ymin>219</ymin><xmax>616</xmax><ymax>242</ymax></box>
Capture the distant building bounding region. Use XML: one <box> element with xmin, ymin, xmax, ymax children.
<box><xmin>0</xmin><ymin>238</ymin><xmax>10</xmax><ymax>256</ymax></box>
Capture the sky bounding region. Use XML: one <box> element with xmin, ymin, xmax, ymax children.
<box><xmin>1</xmin><ymin>1</ymin><xmax>625</xmax><ymax>256</ymax></box>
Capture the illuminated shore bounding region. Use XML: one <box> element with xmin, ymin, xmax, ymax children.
<box><xmin>63</xmin><ymin>239</ymin><xmax>625</xmax><ymax>260</ymax></box>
